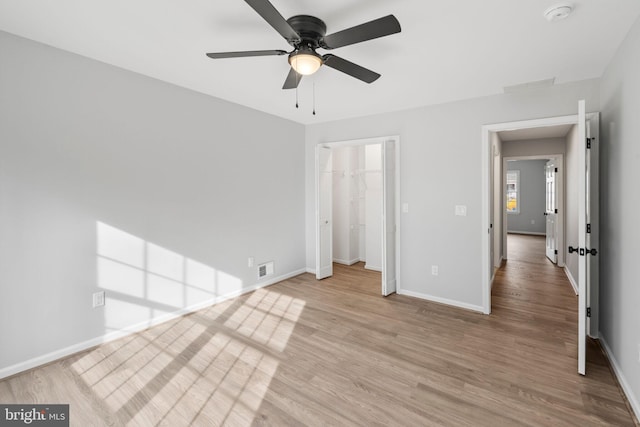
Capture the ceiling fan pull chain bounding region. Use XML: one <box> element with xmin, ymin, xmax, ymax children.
<box><xmin>312</xmin><ymin>80</ymin><xmax>316</xmax><ymax>115</ymax></box>
<box><xmin>295</xmin><ymin>60</ymin><xmax>299</xmax><ymax>108</ymax></box>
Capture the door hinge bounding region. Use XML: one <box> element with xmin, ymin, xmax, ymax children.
<box><xmin>555</xmin><ymin>167</ymin><xmax>558</xmax><ymax>173</ymax></box>
<box><xmin>587</xmin><ymin>138</ymin><xmax>592</xmax><ymax>149</ymax></box>
<box><xmin>587</xmin><ymin>224</ymin><xmax>591</xmax><ymax>234</ymax></box>
<box><xmin>587</xmin><ymin>307</ymin><xmax>591</xmax><ymax>318</ymax></box>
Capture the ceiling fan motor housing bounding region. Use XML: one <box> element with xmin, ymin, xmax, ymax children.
<box><xmin>286</xmin><ymin>15</ymin><xmax>327</xmax><ymax>49</ymax></box>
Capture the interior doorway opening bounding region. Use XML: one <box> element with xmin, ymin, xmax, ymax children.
<box><xmin>315</xmin><ymin>136</ymin><xmax>400</xmax><ymax>297</ymax></box>
<box><xmin>482</xmin><ymin>103</ymin><xmax>600</xmax><ymax>376</ymax></box>
<box><xmin>483</xmin><ymin>114</ymin><xmax>581</xmax><ymax>313</ymax></box>
<box><xmin>502</xmin><ymin>154</ymin><xmax>565</xmax><ymax>270</ymax></box>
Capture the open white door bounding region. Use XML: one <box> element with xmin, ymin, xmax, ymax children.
<box><xmin>382</xmin><ymin>139</ymin><xmax>397</xmax><ymax>296</ymax></box>
<box><xmin>577</xmin><ymin>100</ymin><xmax>599</xmax><ymax>375</ymax></box>
<box><xmin>545</xmin><ymin>159</ymin><xmax>558</xmax><ymax>263</ymax></box>
<box><xmin>316</xmin><ymin>145</ymin><xmax>333</xmax><ymax>280</ymax></box>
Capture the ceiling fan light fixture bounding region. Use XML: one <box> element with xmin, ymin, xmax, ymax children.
<box><xmin>289</xmin><ymin>50</ymin><xmax>322</xmax><ymax>76</ymax></box>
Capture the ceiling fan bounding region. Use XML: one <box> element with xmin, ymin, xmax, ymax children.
<box><xmin>206</xmin><ymin>0</ymin><xmax>401</xmax><ymax>89</ymax></box>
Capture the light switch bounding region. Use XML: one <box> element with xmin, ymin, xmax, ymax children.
<box><xmin>455</xmin><ymin>205</ymin><xmax>467</xmax><ymax>216</ymax></box>
<box><xmin>402</xmin><ymin>203</ymin><xmax>409</xmax><ymax>213</ymax></box>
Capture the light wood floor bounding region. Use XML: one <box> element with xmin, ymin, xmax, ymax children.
<box><xmin>0</xmin><ymin>235</ymin><xmax>637</xmax><ymax>426</ymax></box>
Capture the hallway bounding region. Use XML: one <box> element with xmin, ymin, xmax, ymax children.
<box><xmin>492</xmin><ymin>233</ymin><xmax>635</xmax><ymax>424</ymax></box>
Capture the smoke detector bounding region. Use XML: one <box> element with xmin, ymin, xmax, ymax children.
<box><xmin>544</xmin><ymin>3</ymin><xmax>573</xmax><ymax>22</ymax></box>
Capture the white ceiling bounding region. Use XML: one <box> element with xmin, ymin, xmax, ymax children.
<box><xmin>1</xmin><ymin>1</ymin><xmax>639</xmax><ymax>125</ymax></box>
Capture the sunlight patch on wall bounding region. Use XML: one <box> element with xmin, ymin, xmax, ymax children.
<box><xmin>95</xmin><ymin>221</ymin><xmax>244</xmax><ymax>333</ymax></box>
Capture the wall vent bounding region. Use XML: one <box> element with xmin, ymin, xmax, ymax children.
<box><xmin>258</xmin><ymin>261</ymin><xmax>274</xmax><ymax>279</ymax></box>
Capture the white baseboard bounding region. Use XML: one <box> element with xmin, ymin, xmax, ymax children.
<box><xmin>599</xmin><ymin>335</ymin><xmax>640</xmax><ymax>422</ymax></box>
<box><xmin>306</xmin><ymin>267</ymin><xmax>316</xmax><ymax>274</ymax></box>
<box><xmin>365</xmin><ymin>264</ymin><xmax>382</xmax><ymax>272</ymax></box>
<box><xmin>397</xmin><ymin>289</ymin><xmax>484</xmax><ymax>313</ymax></box>
<box><xmin>507</xmin><ymin>231</ymin><xmax>546</xmax><ymax>236</ymax></box>
<box><xmin>333</xmin><ymin>258</ymin><xmax>360</xmax><ymax>266</ymax></box>
<box><xmin>0</xmin><ymin>268</ymin><xmax>306</xmax><ymax>380</ymax></box>
<box><xmin>490</xmin><ymin>256</ymin><xmax>504</xmax><ymax>289</ymax></box>
<box><xmin>563</xmin><ymin>266</ymin><xmax>579</xmax><ymax>295</ymax></box>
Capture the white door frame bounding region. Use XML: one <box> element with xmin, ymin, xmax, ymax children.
<box><xmin>482</xmin><ymin>114</ymin><xmax>578</xmax><ymax>314</ymax></box>
<box><xmin>315</xmin><ymin>136</ymin><xmax>401</xmax><ymax>295</ymax></box>
<box><xmin>502</xmin><ymin>154</ymin><xmax>564</xmax><ymax>268</ymax></box>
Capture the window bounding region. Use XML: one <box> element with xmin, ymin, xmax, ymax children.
<box><xmin>506</xmin><ymin>170</ymin><xmax>520</xmax><ymax>214</ymax></box>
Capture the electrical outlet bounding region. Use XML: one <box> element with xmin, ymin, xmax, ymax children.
<box><xmin>531</xmin><ymin>219</ymin><xmax>535</xmax><ymax>225</ymax></box>
<box><xmin>431</xmin><ymin>265</ymin><xmax>439</xmax><ymax>276</ymax></box>
<box><xmin>638</xmin><ymin>344</ymin><xmax>640</xmax><ymax>364</ymax></box>
<box><xmin>248</xmin><ymin>257</ymin><xmax>254</xmax><ymax>268</ymax></box>
<box><xmin>93</xmin><ymin>291</ymin><xmax>105</xmax><ymax>308</ymax></box>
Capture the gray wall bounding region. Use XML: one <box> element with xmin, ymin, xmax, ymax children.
<box><xmin>506</xmin><ymin>160</ymin><xmax>547</xmax><ymax>234</ymax></box>
<box><xmin>600</xmin><ymin>15</ymin><xmax>640</xmax><ymax>417</ymax></box>
<box><xmin>305</xmin><ymin>79</ymin><xmax>600</xmax><ymax>310</ymax></box>
<box><xmin>0</xmin><ymin>31</ymin><xmax>306</xmax><ymax>374</ymax></box>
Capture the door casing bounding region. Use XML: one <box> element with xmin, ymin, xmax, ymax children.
<box><xmin>481</xmin><ymin>113</ymin><xmax>598</xmax><ymax>320</ymax></box>
<box><xmin>314</xmin><ymin>136</ymin><xmax>401</xmax><ymax>296</ymax></box>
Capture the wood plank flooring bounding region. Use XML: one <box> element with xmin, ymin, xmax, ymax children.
<box><xmin>0</xmin><ymin>234</ymin><xmax>637</xmax><ymax>426</ymax></box>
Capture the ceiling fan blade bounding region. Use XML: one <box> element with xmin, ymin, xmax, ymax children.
<box><xmin>322</xmin><ymin>54</ymin><xmax>380</xmax><ymax>84</ymax></box>
<box><xmin>282</xmin><ymin>68</ymin><xmax>303</xmax><ymax>89</ymax></box>
<box><xmin>206</xmin><ymin>50</ymin><xmax>287</xmax><ymax>59</ymax></box>
<box><xmin>321</xmin><ymin>15</ymin><xmax>401</xmax><ymax>49</ymax></box>
<box><xmin>245</xmin><ymin>0</ymin><xmax>301</xmax><ymax>43</ymax></box>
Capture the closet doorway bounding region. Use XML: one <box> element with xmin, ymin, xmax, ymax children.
<box><xmin>315</xmin><ymin>136</ymin><xmax>400</xmax><ymax>296</ymax></box>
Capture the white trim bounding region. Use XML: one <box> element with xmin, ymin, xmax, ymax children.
<box><xmin>564</xmin><ymin>266</ymin><xmax>579</xmax><ymax>295</ymax></box>
<box><xmin>507</xmin><ymin>231</ymin><xmax>546</xmax><ymax>236</ymax></box>
<box><xmin>0</xmin><ymin>268</ymin><xmax>306</xmax><ymax>380</ymax></box>
<box><xmin>333</xmin><ymin>258</ymin><xmax>360</xmax><ymax>266</ymax></box>
<box><xmin>491</xmin><ymin>256</ymin><xmax>503</xmax><ymax>284</ymax></box>
<box><xmin>364</xmin><ymin>264</ymin><xmax>382</xmax><ymax>272</ymax></box>
<box><xmin>482</xmin><ymin>115</ymin><xmax>578</xmax><ymax>315</ymax></box>
<box><xmin>599</xmin><ymin>336</ymin><xmax>640</xmax><ymax>422</ymax></box>
<box><xmin>397</xmin><ymin>289</ymin><xmax>485</xmax><ymax>313</ymax></box>
<box><xmin>306</xmin><ymin>267</ymin><xmax>316</xmax><ymax>274</ymax></box>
